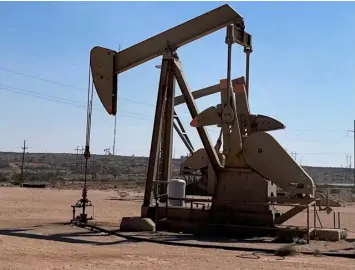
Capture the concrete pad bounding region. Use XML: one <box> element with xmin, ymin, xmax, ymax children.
<box><xmin>120</xmin><ymin>216</ymin><xmax>156</xmax><ymax>232</ymax></box>
<box><xmin>313</xmin><ymin>228</ymin><xmax>347</xmax><ymax>241</ymax></box>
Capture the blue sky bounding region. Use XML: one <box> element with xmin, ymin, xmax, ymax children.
<box><xmin>0</xmin><ymin>1</ymin><xmax>354</xmax><ymax>167</ymax></box>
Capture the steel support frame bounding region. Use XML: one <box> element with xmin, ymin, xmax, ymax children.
<box><xmin>142</xmin><ymin>51</ymin><xmax>221</xmax><ymax>209</ymax></box>
<box><xmin>143</xmin><ymin>54</ymin><xmax>171</xmax><ymax>206</ymax></box>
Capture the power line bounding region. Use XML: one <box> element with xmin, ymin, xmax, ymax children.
<box><xmin>289</xmin><ymin>128</ymin><xmax>347</xmax><ymax>133</ymax></box>
<box><xmin>294</xmin><ymin>152</ymin><xmax>350</xmax><ymax>156</ymax></box>
<box><xmin>0</xmin><ymin>86</ymin><xmax>84</xmax><ymax>108</ymax></box>
<box><xmin>0</xmin><ymin>83</ymin><xmax>152</xmax><ymax>117</ymax></box>
<box><xmin>0</xmin><ymin>84</ymin><xmax>352</xmax><ymax>147</ymax></box>
<box><xmin>0</xmin><ymin>82</ymin><xmax>191</xmax><ymax>121</ymax></box>
<box><xmin>0</xmin><ymin>66</ymin><xmax>351</xmax><ymax>134</ymax></box>
<box><xmin>0</xmin><ymin>67</ymin><xmax>155</xmax><ymax>107</ymax></box>
<box><xmin>1</xmin><ymin>85</ymin><xmax>351</xmax><ymax>146</ymax></box>
<box><xmin>0</xmin><ymin>86</ymin><xmax>153</xmax><ymax>121</ymax></box>
<box><xmin>292</xmin><ymin>138</ymin><xmax>351</xmax><ymax>142</ymax></box>
<box><xmin>0</xmin><ymin>67</ymin><xmax>84</xmax><ymax>90</ymax></box>
<box><xmin>0</xmin><ymin>82</ymin><xmax>196</xmax><ymax>122</ymax></box>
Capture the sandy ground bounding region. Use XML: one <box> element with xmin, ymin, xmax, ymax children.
<box><xmin>0</xmin><ymin>187</ymin><xmax>354</xmax><ymax>270</ymax></box>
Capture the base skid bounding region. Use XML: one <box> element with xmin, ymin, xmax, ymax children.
<box><xmin>142</xmin><ymin>204</ymin><xmax>278</xmax><ymax>236</ymax></box>
<box><xmin>140</xmin><ymin>203</ymin><xmax>329</xmax><ymax>243</ymax></box>
<box><xmin>120</xmin><ymin>216</ymin><xmax>156</xmax><ymax>232</ymax></box>
<box><xmin>313</xmin><ymin>228</ymin><xmax>348</xmax><ymax>241</ymax></box>
<box><xmin>145</xmin><ymin>205</ymin><xmax>274</xmax><ymax>225</ymax></box>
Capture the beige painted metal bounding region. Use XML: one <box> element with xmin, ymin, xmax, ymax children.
<box><xmin>90</xmin><ymin>48</ymin><xmax>117</xmax><ymax>115</ymax></box>
<box><xmin>114</xmin><ymin>5</ymin><xmax>245</xmax><ymax>74</ymax></box>
<box><xmin>90</xmin><ymin>4</ymin><xmax>317</xmax><ymax>228</ymax></box>
<box><xmin>183</xmin><ymin>76</ymin><xmax>314</xmax><ymax>197</ymax></box>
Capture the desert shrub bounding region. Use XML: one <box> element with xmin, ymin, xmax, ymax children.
<box><xmin>330</xmin><ymin>188</ymin><xmax>340</xmax><ymax>194</ymax></box>
<box><xmin>0</xmin><ymin>174</ymin><xmax>8</xmax><ymax>182</ymax></box>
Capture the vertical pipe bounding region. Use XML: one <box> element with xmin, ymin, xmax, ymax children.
<box><xmin>112</xmin><ymin>114</ymin><xmax>117</xmax><ymax>155</ymax></box>
<box><xmin>226</xmin><ymin>45</ymin><xmax>232</xmax><ymax>102</ymax></box>
<box><xmin>225</xmin><ymin>25</ymin><xmax>235</xmax><ymax>112</ymax></box>
<box><xmin>81</xmin><ymin>157</ymin><xmax>89</xmax><ymax>220</ymax></box>
<box><xmin>338</xmin><ymin>212</ymin><xmax>341</xmax><ymax>229</ymax></box>
<box><xmin>154</xmin><ymin>181</ymin><xmax>158</xmax><ymax>226</ymax></box>
<box><xmin>161</xmin><ymin>64</ymin><xmax>175</xmax><ymax>196</ymax></box>
<box><xmin>244</xmin><ymin>48</ymin><xmax>251</xmax><ymax>99</ymax></box>
<box><xmin>143</xmin><ymin>59</ymin><xmax>169</xmax><ymax>207</ymax></box>
<box><xmin>313</xmin><ymin>202</ymin><xmax>317</xmax><ymax>238</ymax></box>
<box><xmin>307</xmin><ymin>206</ymin><xmax>310</xmax><ymax>244</ymax></box>
<box><xmin>112</xmin><ymin>45</ymin><xmax>121</xmax><ymax>156</ymax></box>
<box><xmin>333</xmin><ymin>212</ymin><xmax>336</xmax><ymax>228</ymax></box>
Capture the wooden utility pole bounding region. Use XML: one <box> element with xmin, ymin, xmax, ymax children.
<box><xmin>20</xmin><ymin>140</ymin><xmax>28</xmax><ymax>182</ymax></box>
<box><xmin>350</xmin><ymin>155</ymin><xmax>352</xmax><ymax>169</ymax></box>
<box><xmin>346</xmin><ymin>155</ymin><xmax>349</xmax><ymax>168</ymax></box>
<box><xmin>290</xmin><ymin>151</ymin><xmax>298</xmax><ymax>163</ymax></box>
<box><xmin>75</xmin><ymin>145</ymin><xmax>81</xmax><ymax>170</ymax></box>
<box><xmin>80</xmin><ymin>146</ymin><xmax>85</xmax><ymax>173</ymax></box>
<box><xmin>91</xmin><ymin>154</ymin><xmax>95</xmax><ymax>179</ymax></box>
<box><xmin>347</xmin><ymin>120</ymin><xmax>355</xmax><ymax>186</ymax></box>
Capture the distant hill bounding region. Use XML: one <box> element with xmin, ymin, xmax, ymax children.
<box><xmin>302</xmin><ymin>165</ymin><xmax>354</xmax><ymax>185</ymax></box>
<box><xmin>0</xmin><ymin>152</ymin><xmax>179</xmax><ymax>184</ymax></box>
<box><xmin>0</xmin><ymin>151</ymin><xmax>353</xmax><ymax>185</ymax></box>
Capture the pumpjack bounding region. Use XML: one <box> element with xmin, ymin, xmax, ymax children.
<box><xmin>89</xmin><ymin>4</ymin><xmax>339</xmax><ymax>235</ymax></box>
